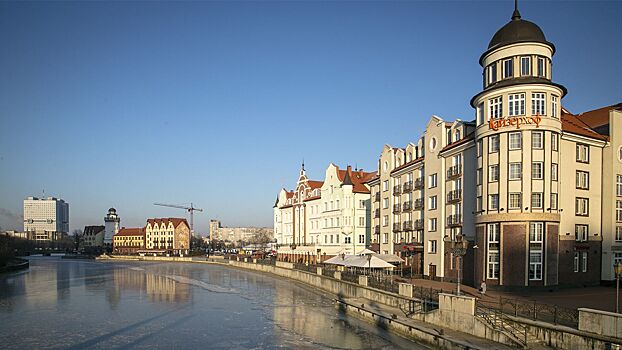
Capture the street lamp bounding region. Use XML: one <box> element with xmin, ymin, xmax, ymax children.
<box><xmin>615</xmin><ymin>262</ymin><xmax>622</xmax><ymax>313</ymax></box>
<box><xmin>443</xmin><ymin>234</ymin><xmax>469</xmax><ymax>296</ymax></box>
<box><xmin>366</xmin><ymin>254</ymin><xmax>372</xmax><ymax>276</ymax></box>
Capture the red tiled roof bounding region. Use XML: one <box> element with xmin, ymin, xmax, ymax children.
<box><xmin>307</xmin><ymin>180</ymin><xmax>324</xmax><ymax>189</ymax></box>
<box><xmin>146</xmin><ymin>218</ymin><xmax>189</xmax><ymax>228</ymax></box>
<box><xmin>114</xmin><ymin>227</ymin><xmax>144</xmax><ymax>237</ymax></box>
<box><xmin>336</xmin><ymin>166</ymin><xmax>375</xmax><ymax>194</ymax></box>
<box><xmin>390</xmin><ymin>157</ymin><xmax>424</xmax><ymax>174</ymax></box>
<box><xmin>561</xmin><ymin>111</ymin><xmax>608</xmax><ymax>141</ymax></box>
<box><xmin>578</xmin><ymin>103</ymin><xmax>622</xmax><ymax>129</ymax></box>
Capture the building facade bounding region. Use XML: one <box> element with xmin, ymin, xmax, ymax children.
<box><xmin>145</xmin><ymin>218</ymin><xmax>190</xmax><ymax>255</ymax></box>
<box><xmin>112</xmin><ymin>227</ymin><xmax>145</xmax><ymax>255</ymax></box>
<box><xmin>23</xmin><ymin>196</ymin><xmax>69</xmax><ymax>241</ymax></box>
<box><xmin>274</xmin><ymin>164</ymin><xmax>375</xmax><ymax>263</ymax></box>
<box><xmin>209</xmin><ymin>219</ymin><xmax>273</xmax><ymax>244</ymax></box>
<box><xmin>83</xmin><ymin>225</ymin><xmax>105</xmax><ymax>248</ymax></box>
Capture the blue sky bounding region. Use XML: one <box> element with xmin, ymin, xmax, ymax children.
<box><xmin>0</xmin><ymin>1</ymin><xmax>620</xmax><ymax>234</ymax></box>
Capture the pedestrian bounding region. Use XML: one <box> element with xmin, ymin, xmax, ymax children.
<box><xmin>480</xmin><ymin>280</ymin><xmax>487</xmax><ymax>295</ymax></box>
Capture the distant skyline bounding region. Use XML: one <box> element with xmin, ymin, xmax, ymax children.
<box><xmin>1</xmin><ymin>1</ymin><xmax>620</xmax><ymax>234</ymax></box>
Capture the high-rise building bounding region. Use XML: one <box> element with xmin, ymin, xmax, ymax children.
<box><xmin>23</xmin><ymin>196</ymin><xmax>69</xmax><ymax>241</ymax></box>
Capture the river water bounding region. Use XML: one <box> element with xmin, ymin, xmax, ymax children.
<box><xmin>0</xmin><ymin>257</ymin><xmax>428</xmax><ymax>349</ymax></box>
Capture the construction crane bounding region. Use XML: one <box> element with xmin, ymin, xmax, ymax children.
<box><xmin>153</xmin><ymin>202</ymin><xmax>203</xmax><ymax>236</ymax></box>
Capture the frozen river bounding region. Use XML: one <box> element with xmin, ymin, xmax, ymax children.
<box><xmin>0</xmin><ymin>257</ymin><xmax>428</xmax><ymax>349</ymax></box>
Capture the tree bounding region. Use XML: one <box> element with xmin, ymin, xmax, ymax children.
<box><xmin>72</xmin><ymin>229</ymin><xmax>83</xmax><ymax>252</ymax></box>
<box><xmin>250</xmin><ymin>229</ymin><xmax>272</xmax><ymax>253</ymax></box>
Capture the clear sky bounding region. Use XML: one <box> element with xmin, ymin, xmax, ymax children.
<box><xmin>0</xmin><ymin>1</ymin><xmax>620</xmax><ymax>235</ymax></box>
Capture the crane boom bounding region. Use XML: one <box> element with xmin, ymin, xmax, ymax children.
<box><xmin>153</xmin><ymin>202</ymin><xmax>203</xmax><ymax>236</ymax></box>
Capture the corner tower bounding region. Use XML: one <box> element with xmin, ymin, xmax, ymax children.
<box><xmin>471</xmin><ymin>3</ymin><xmax>566</xmax><ymax>288</ymax></box>
<box><xmin>104</xmin><ymin>208</ymin><xmax>120</xmax><ymax>247</ymax></box>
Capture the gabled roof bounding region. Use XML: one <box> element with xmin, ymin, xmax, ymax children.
<box><xmin>146</xmin><ymin>218</ymin><xmax>189</xmax><ymax>228</ymax></box>
<box><xmin>336</xmin><ymin>166</ymin><xmax>376</xmax><ymax>194</ymax></box>
<box><xmin>439</xmin><ymin>134</ymin><xmax>474</xmax><ymax>154</ymax></box>
<box><xmin>307</xmin><ymin>180</ymin><xmax>324</xmax><ymax>189</ymax></box>
<box><xmin>390</xmin><ymin>157</ymin><xmax>424</xmax><ymax>174</ymax></box>
<box><xmin>83</xmin><ymin>225</ymin><xmax>105</xmax><ymax>236</ymax></box>
<box><xmin>577</xmin><ymin>102</ymin><xmax>622</xmax><ymax>136</ymax></box>
<box><xmin>115</xmin><ymin>227</ymin><xmax>145</xmax><ymax>237</ymax></box>
<box><xmin>561</xmin><ymin>110</ymin><xmax>608</xmax><ymax>141</ymax></box>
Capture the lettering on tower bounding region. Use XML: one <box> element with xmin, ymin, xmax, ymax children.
<box><xmin>488</xmin><ymin>115</ymin><xmax>542</xmax><ymax>131</ymax></box>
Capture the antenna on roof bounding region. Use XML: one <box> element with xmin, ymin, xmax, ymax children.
<box><xmin>512</xmin><ymin>0</ymin><xmax>521</xmax><ymax>20</ymax></box>
<box><xmin>302</xmin><ymin>158</ymin><xmax>305</xmax><ymax>171</ymax></box>
<box><xmin>355</xmin><ymin>163</ymin><xmax>358</xmax><ymax>171</ymax></box>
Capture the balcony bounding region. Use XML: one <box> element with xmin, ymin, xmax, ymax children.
<box><xmin>414</xmin><ymin>178</ymin><xmax>424</xmax><ymax>190</ymax></box>
<box><xmin>374</xmin><ymin>225</ymin><xmax>380</xmax><ymax>234</ymax></box>
<box><xmin>414</xmin><ymin>219</ymin><xmax>424</xmax><ymax>230</ymax></box>
<box><xmin>447</xmin><ymin>165</ymin><xmax>462</xmax><ymax>179</ymax></box>
<box><xmin>393</xmin><ymin>185</ymin><xmax>401</xmax><ymax>196</ymax></box>
<box><xmin>402</xmin><ymin>220</ymin><xmax>413</xmax><ymax>231</ymax></box>
<box><xmin>374</xmin><ymin>193</ymin><xmax>380</xmax><ymax>202</ymax></box>
<box><xmin>393</xmin><ymin>204</ymin><xmax>401</xmax><ymax>214</ymax></box>
<box><xmin>414</xmin><ymin>198</ymin><xmax>424</xmax><ymax>210</ymax></box>
<box><xmin>402</xmin><ymin>201</ymin><xmax>412</xmax><ymax>211</ymax></box>
<box><xmin>374</xmin><ymin>209</ymin><xmax>380</xmax><ymax>218</ymax></box>
<box><xmin>392</xmin><ymin>223</ymin><xmax>402</xmax><ymax>233</ymax></box>
<box><xmin>403</xmin><ymin>181</ymin><xmax>413</xmax><ymax>193</ymax></box>
<box><xmin>446</xmin><ymin>214</ymin><xmax>463</xmax><ymax>227</ymax></box>
<box><xmin>447</xmin><ymin>189</ymin><xmax>462</xmax><ymax>203</ymax></box>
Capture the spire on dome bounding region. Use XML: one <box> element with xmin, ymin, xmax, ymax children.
<box><xmin>512</xmin><ymin>0</ymin><xmax>521</xmax><ymax>20</ymax></box>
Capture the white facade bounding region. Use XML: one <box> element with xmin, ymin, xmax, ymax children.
<box><xmin>23</xmin><ymin>196</ymin><xmax>69</xmax><ymax>241</ymax></box>
<box><xmin>274</xmin><ymin>164</ymin><xmax>375</xmax><ymax>263</ymax></box>
<box><xmin>104</xmin><ymin>208</ymin><xmax>120</xmax><ymax>246</ymax></box>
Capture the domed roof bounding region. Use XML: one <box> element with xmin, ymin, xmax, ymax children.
<box><xmin>108</xmin><ymin>207</ymin><xmax>116</xmax><ymax>213</ymax></box>
<box><xmin>487</xmin><ymin>9</ymin><xmax>553</xmax><ymax>51</ymax></box>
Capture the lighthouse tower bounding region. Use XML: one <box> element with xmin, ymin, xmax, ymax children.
<box><xmin>104</xmin><ymin>208</ymin><xmax>120</xmax><ymax>246</ymax></box>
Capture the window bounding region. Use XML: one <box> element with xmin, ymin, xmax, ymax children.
<box><xmin>359</xmin><ymin>235</ymin><xmax>365</xmax><ymax>244</ymax></box>
<box><xmin>552</xmin><ymin>133</ymin><xmax>559</xmax><ymax>151</ymax></box>
<box><xmin>532</xmin><ymin>193</ymin><xmax>543</xmax><ymax>208</ymax></box>
<box><xmin>616</xmin><ymin>175</ymin><xmax>622</xmax><ymax>196</ymax></box>
<box><xmin>489</xmin><ymin>164</ymin><xmax>499</xmax><ymax>182</ymax></box>
<box><xmin>521</xmin><ymin>56</ymin><xmax>531</xmax><ymax>76</ymax></box>
<box><xmin>382</xmin><ymin>215</ymin><xmax>388</xmax><ymax>226</ymax></box>
<box><xmin>532</xmin><ymin>162</ymin><xmax>543</xmax><ymax>180</ymax></box>
<box><xmin>617</xmin><ymin>200</ymin><xmax>622</xmax><ymax>222</ymax></box>
<box><xmin>477</xmin><ymin>168</ymin><xmax>483</xmax><ymax>185</ymax></box>
<box><xmin>429</xmin><ymin>173</ymin><xmax>437</xmax><ymax>188</ymax></box>
<box><xmin>576</xmin><ymin>144</ymin><xmax>589</xmax><ymax>163</ymax></box>
<box><xmin>359</xmin><ymin>217</ymin><xmax>365</xmax><ymax>227</ymax></box>
<box><xmin>428</xmin><ymin>218</ymin><xmax>437</xmax><ymax>232</ymax></box>
<box><xmin>503</xmin><ymin>58</ymin><xmax>513</xmax><ymax>78</ymax></box>
<box><xmin>509</xmin><ymin>162</ymin><xmax>522</xmax><ymax>180</ymax></box>
<box><xmin>428</xmin><ymin>240</ymin><xmax>437</xmax><ymax>254</ymax></box>
<box><xmin>575</xmin><ymin>224</ymin><xmax>588</xmax><ymax>242</ymax></box>
<box><xmin>532</xmin><ymin>131</ymin><xmax>543</xmax><ymax>149</ymax></box>
<box><xmin>429</xmin><ymin>196</ymin><xmax>437</xmax><ymax>210</ymax></box>
<box><xmin>576</xmin><ymin>171</ymin><xmax>589</xmax><ymax>189</ymax></box>
<box><xmin>551</xmin><ymin>193</ymin><xmax>558</xmax><ymax>210</ymax></box>
<box><xmin>537</xmin><ymin>57</ymin><xmax>546</xmax><ymax>77</ymax></box>
<box><xmin>489</xmin><ymin>194</ymin><xmax>499</xmax><ymax>210</ymax></box>
<box><xmin>508</xmin><ymin>93</ymin><xmax>525</xmax><ymax>116</ymax></box>
<box><xmin>344</xmin><ymin>236</ymin><xmax>350</xmax><ymax>244</ymax></box>
<box><xmin>477</xmin><ymin>103</ymin><xmax>485</xmax><ymax>126</ymax></box>
<box><xmin>582</xmin><ymin>252</ymin><xmax>588</xmax><ymax>273</ymax></box>
<box><xmin>532</xmin><ymin>93</ymin><xmax>546</xmax><ymax>115</ymax></box>
<box><xmin>509</xmin><ymin>193</ymin><xmax>521</xmax><ymax>209</ymax></box>
<box><xmin>477</xmin><ymin>139</ymin><xmax>483</xmax><ymax>157</ymax></box>
<box><xmin>382</xmin><ymin>233</ymin><xmax>388</xmax><ymax>244</ymax></box>
<box><xmin>551</xmin><ymin>95</ymin><xmax>559</xmax><ymax>118</ymax></box>
<box><xmin>616</xmin><ymin>227</ymin><xmax>622</xmax><ymax>242</ymax></box>
<box><xmin>529</xmin><ymin>222</ymin><xmax>543</xmax><ymax>280</ymax></box>
<box><xmin>487</xmin><ymin>223</ymin><xmax>500</xmax><ymax>279</ymax></box>
<box><xmin>616</xmin><ymin>253</ymin><xmax>622</xmax><ymax>267</ymax></box>
<box><xmin>575</xmin><ymin>197</ymin><xmax>589</xmax><ymax>216</ymax></box>
<box><xmin>509</xmin><ymin>132</ymin><xmax>522</xmax><ymax>150</ymax></box>
<box><xmin>488</xmin><ymin>63</ymin><xmax>497</xmax><ymax>84</ymax></box>
<box><xmin>383</xmin><ymin>180</ymin><xmax>389</xmax><ymax>191</ymax></box>
<box><xmin>574</xmin><ymin>252</ymin><xmax>580</xmax><ymax>273</ymax></box>
<box><xmin>476</xmin><ymin>196</ymin><xmax>483</xmax><ymax>212</ymax></box>
<box><xmin>489</xmin><ymin>135</ymin><xmax>500</xmax><ymax>153</ymax></box>
<box><xmin>551</xmin><ymin>163</ymin><xmax>558</xmax><ymax>181</ymax></box>
<box><xmin>383</xmin><ymin>198</ymin><xmax>389</xmax><ymax>209</ymax></box>
<box><xmin>489</xmin><ymin>96</ymin><xmax>503</xmax><ymax>119</ymax></box>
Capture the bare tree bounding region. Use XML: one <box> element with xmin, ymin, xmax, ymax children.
<box><xmin>72</xmin><ymin>229</ymin><xmax>83</xmax><ymax>251</ymax></box>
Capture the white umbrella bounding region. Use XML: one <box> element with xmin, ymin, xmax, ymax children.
<box><xmin>344</xmin><ymin>255</ymin><xmax>394</xmax><ymax>269</ymax></box>
<box><xmin>357</xmin><ymin>248</ymin><xmax>377</xmax><ymax>255</ymax></box>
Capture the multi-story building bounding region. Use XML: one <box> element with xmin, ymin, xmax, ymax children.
<box><xmin>83</xmin><ymin>225</ymin><xmax>105</xmax><ymax>248</ymax></box>
<box><xmin>145</xmin><ymin>218</ymin><xmax>190</xmax><ymax>255</ymax></box>
<box><xmin>209</xmin><ymin>219</ymin><xmax>273</xmax><ymax>244</ymax></box>
<box><xmin>112</xmin><ymin>227</ymin><xmax>145</xmax><ymax>255</ymax></box>
<box><xmin>274</xmin><ymin>164</ymin><xmax>375</xmax><ymax>263</ymax></box>
<box><xmin>23</xmin><ymin>196</ymin><xmax>69</xmax><ymax>241</ymax></box>
<box><xmin>104</xmin><ymin>208</ymin><xmax>120</xmax><ymax>246</ymax></box>
<box><xmin>368</xmin><ymin>119</ymin><xmax>476</xmax><ymax>279</ymax></box>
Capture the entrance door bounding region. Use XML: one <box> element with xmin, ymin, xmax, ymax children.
<box><xmin>429</xmin><ymin>264</ymin><xmax>437</xmax><ymax>280</ymax></box>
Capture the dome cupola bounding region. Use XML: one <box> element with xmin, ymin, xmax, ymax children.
<box><xmin>487</xmin><ymin>8</ymin><xmax>553</xmax><ymax>52</ymax></box>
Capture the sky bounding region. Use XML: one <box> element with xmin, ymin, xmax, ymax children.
<box><xmin>0</xmin><ymin>1</ymin><xmax>620</xmax><ymax>235</ymax></box>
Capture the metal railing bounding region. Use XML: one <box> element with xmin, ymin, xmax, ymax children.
<box><xmin>446</xmin><ymin>189</ymin><xmax>462</xmax><ymax>203</ymax></box>
<box><xmin>447</xmin><ymin>165</ymin><xmax>462</xmax><ymax>179</ymax></box>
<box><xmin>413</xmin><ymin>198</ymin><xmax>424</xmax><ymax>210</ymax></box>
<box><xmin>392</xmin><ymin>222</ymin><xmax>401</xmax><ymax>232</ymax></box>
<box><xmin>374</xmin><ymin>225</ymin><xmax>380</xmax><ymax>234</ymax></box>
<box><xmin>374</xmin><ymin>209</ymin><xmax>380</xmax><ymax>218</ymax></box>
<box><xmin>393</xmin><ymin>204</ymin><xmax>401</xmax><ymax>213</ymax></box>
<box><xmin>341</xmin><ymin>270</ymin><xmax>359</xmax><ymax>283</ymax></box>
<box><xmin>402</xmin><ymin>201</ymin><xmax>412</xmax><ymax>211</ymax></box>
<box><xmin>479</xmin><ymin>297</ymin><xmax>579</xmax><ymax>328</ymax></box>
<box><xmin>446</xmin><ymin>214</ymin><xmax>462</xmax><ymax>226</ymax></box>
<box><xmin>414</xmin><ymin>178</ymin><xmax>424</xmax><ymax>189</ymax></box>
<box><xmin>393</xmin><ymin>185</ymin><xmax>401</xmax><ymax>195</ymax></box>
<box><xmin>403</xmin><ymin>181</ymin><xmax>413</xmax><ymax>192</ymax></box>
<box><xmin>402</xmin><ymin>221</ymin><xmax>413</xmax><ymax>231</ymax></box>
<box><xmin>414</xmin><ymin>219</ymin><xmax>424</xmax><ymax>230</ymax></box>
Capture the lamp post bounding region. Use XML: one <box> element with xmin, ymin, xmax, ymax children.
<box><xmin>443</xmin><ymin>234</ymin><xmax>469</xmax><ymax>296</ymax></box>
<box><xmin>615</xmin><ymin>262</ymin><xmax>622</xmax><ymax>313</ymax></box>
<box><xmin>367</xmin><ymin>254</ymin><xmax>372</xmax><ymax>276</ymax></box>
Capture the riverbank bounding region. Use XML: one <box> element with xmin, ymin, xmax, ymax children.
<box><xmin>0</xmin><ymin>258</ymin><xmax>29</xmax><ymax>273</ymax></box>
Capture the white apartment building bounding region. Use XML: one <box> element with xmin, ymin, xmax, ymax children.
<box><xmin>23</xmin><ymin>196</ymin><xmax>69</xmax><ymax>241</ymax></box>
<box><xmin>274</xmin><ymin>164</ymin><xmax>375</xmax><ymax>263</ymax></box>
